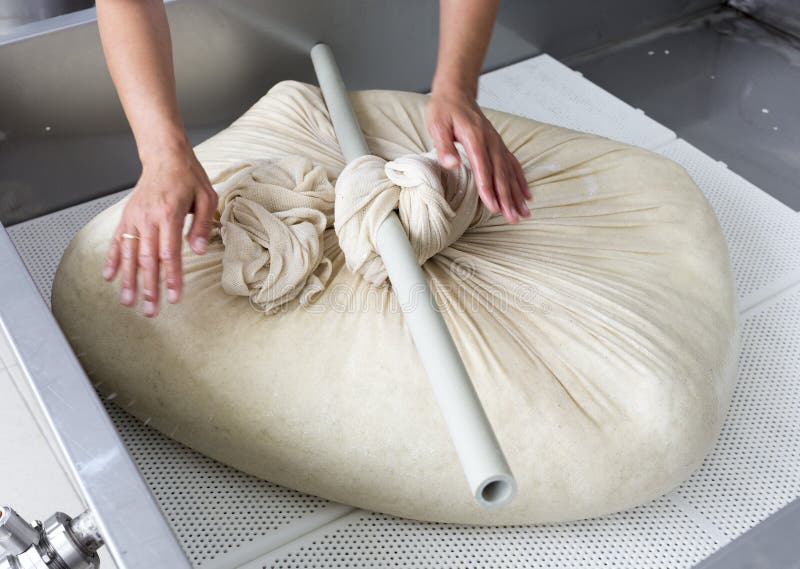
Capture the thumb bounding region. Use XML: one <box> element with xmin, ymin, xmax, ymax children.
<box><xmin>187</xmin><ymin>190</ymin><xmax>215</xmax><ymax>255</ymax></box>
<box><xmin>428</xmin><ymin>118</ymin><xmax>460</xmax><ymax>170</ymax></box>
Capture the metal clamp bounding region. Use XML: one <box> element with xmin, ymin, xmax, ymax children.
<box><xmin>0</xmin><ymin>507</ymin><xmax>102</xmax><ymax>569</ymax></box>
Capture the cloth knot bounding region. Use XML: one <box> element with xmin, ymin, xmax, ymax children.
<box><xmin>334</xmin><ymin>149</ymin><xmax>490</xmax><ymax>286</ymax></box>
<box><xmin>213</xmin><ymin>156</ymin><xmax>335</xmax><ymax>314</ymax></box>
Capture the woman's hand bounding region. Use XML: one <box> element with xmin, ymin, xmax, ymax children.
<box><xmin>426</xmin><ymin>88</ymin><xmax>531</xmax><ymax>224</ymax></box>
<box><xmin>428</xmin><ymin>0</ymin><xmax>529</xmax><ymax>224</ymax></box>
<box><xmin>102</xmin><ymin>141</ymin><xmax>218</xmax><ymax>317</ymax></box>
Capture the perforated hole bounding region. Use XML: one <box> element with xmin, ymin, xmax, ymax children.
<box><xmin>103</xmin><ymin>403</ymin><xmax>332</xmax><ymax>565</ymax></box>
<box><xmin>674</xmin><ymin>290</ymin><xmax>800</xmax><ymax>539</ymax></box>
<box><xmin>263</xmin><ymin>498</ymin><xmax>718</xmax><ymax>569</ymax></box>
<box><xmin>7</xmin><ymin>190</ymin><xmax>129</xmax><ymax>303</ymax></box>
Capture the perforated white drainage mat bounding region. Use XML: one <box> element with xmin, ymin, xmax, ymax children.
<box><xmin>7</xmin><ymin>53</ymin><xmax>800</xmax><ymax>568</ymax></box>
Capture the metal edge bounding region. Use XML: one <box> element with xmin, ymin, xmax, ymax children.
<box><xmin>692</xmin><ymin>496</ymin><xmax>800</xmax><ymax>568</ymax></box>
<box><xmin>0</xmin><ymin>223</ymin><xmax>191</xmax><ymax>569</ymax></box>
<box><xmin>0</xmin><ymin>8</ymin><xmax>98</xmax><ymax>46</ymax></box>
<box><xmin>0</xmin><ymin>1</ymin><xmax>177</xmax><ymax>46</ymax></box>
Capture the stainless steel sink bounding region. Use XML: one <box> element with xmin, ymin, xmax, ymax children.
<box><xmin>0</xmin><ymin>0</ymin><xmax>93</xmax><ymax>34</ymax></box>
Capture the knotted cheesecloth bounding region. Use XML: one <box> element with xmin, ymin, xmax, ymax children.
<box><xmin>213</xmin><ymin>146</ymin><xmax>494</xmax><ymax>309</ymax></box>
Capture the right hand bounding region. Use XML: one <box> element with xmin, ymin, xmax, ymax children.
<box><xmin>102</xmin><ymin>141</ymin><xmax>218</xmax><ymax>317</ymax></box>
<box><xmin>426</xmin><ymin>88</ymin><xmax>530</xmax><ymax>224</ymax></box>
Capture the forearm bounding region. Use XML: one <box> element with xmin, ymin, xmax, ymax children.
<box><xmin>96</xmin><ymin>0</ymin><xmax>188</xmax><ymax>165</ymax></box>
<box><xmin>427</xmin><ymin>0</ymin><xmax>528</xmax><ymax>223</ymax></box>
<box><xmin>432</xmin><ymin>0</ymin><xmax>499</xmax><ymax>100</ymax></box>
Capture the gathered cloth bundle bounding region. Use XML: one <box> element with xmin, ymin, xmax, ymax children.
<box><xmin>213</xmin><ymin>157</ymin><xmax>334</xmax><ymax>314</ymax></box>
<box><xmin>52</xmin><ymin>81</ymin><xmax>739</xmax><ymax>525</ymax></box>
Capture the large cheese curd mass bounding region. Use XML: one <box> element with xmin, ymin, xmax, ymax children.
<box><xmin>52</xmin><ymin>81</ymin><xmax>739</xmax><ymax>524</ymax></box>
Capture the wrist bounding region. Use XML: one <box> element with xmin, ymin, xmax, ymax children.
<box><xmin>431</xmin><ymin>72</ymin><xmax>478</xmax><ymax>101</ymax></box>
<box><xmin>137</xmin><ymin>127</ymin><xmax>192</xmax><ymax>168</ymax></box>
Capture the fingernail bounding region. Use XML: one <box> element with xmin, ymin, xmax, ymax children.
<box><xmin>120</xmin><ymin>289</ymin><xmax>134</xmax><ymax>305</ymax></box>
<box><xmin>522</xmin><ymin>204</ymin><xmax>531</xmax><ymax>215</ymax></box>
<box><xmin>167</xmin><ymin>289</ymin><xmax>179</xmax><ymax>304</ymax></box>
<box><xmin>442</xmin><ymin>154</ymin><xmax>459</xmax><ymax>169</ymax></box>
<box><xmin>102</xmin><ymin>266</ymin><xmax>113</xmax><ymax>280</ymax></box>
<box><xmin>193</xmin><ymin>237</ymin><xmax>208</xmax><ymax>254</ymax></box>
<box><xmin>143</xmin><ymin>301</ymin><xmax>156</xmax><ymax>317</ymax></box>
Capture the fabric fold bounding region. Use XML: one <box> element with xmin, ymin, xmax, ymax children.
<box><xmin>213</xmin><ymin>156</ymin><xmax>335</xmax><ymax>314</ymax></box>
<box><xmin>334</xmin><ymin>148</ymin><xmax>491</xmax><ymax>286</ymax></box>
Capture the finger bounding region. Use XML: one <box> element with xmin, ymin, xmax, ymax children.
<box><xmin>187</xmin><ymin>189</ymin><xmax>215</xmax><ymax>255</ymax></box>
<box><xmin>460</xmin><ymin>132</ymin><xmax>499</xmax><ymax>214</ymax></box>
<box><xmin>104</xmin><ymin>225</ymin><xmax>123</xmax><ymax>281</ymax></box>
<box><xmin>511</xmin><ymin>152</ymin><xmax>532</xmax><ymax>200</ymax></box>
<box><xmin>510</xmin><ymin>166</ymin><xmax>531</xmax><ymax>218</ymax></box>
<box><xmin>492</xmin><ymin>156</ymin><xmax>518</xmax><ymax>224</ymax></box>
<box><xmin>486</xmin><ymin>138</ymin><xmax>517</xmax><ymax>223</ymax></box>
<box><xmin>119</xmin><ymin>231</ymin><xmax>139</xmax><ymax>307</ymax></box>
<box><xmin>428</xmin><ymin>116</ymin><xmax>460</xmax><ymax>169</ymax></box>
<box><xmin>507</xmin><ymin>154</ymin><xmax>530</xmax><ymax>218</ymax></box>
<box><xmin>161</xmin><ymin>215</ymin><xmax>183</xmax><ymax>305</ymax></box>
<box><xmin>139</xmin><ymin>224</ymin><xmax>160</xmax><ymax>318</ymax></box>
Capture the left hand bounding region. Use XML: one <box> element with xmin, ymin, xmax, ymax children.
<box><xmin>426</xmin><ymin>89</ymin><xmax>531</xmax><ymax>224</ymax></box>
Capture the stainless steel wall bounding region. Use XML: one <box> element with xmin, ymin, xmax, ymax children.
<box><xmin>0</xmin><ymin>0</ymin><xmax>94</xmax><ymax>33</ymax></box>
<box><xmin>730</xmin><ymin>0</ymin><xmax>800</xmax><ymax>38</ymax></box>
<box><xmin>0</xmin><ymin>0</ymin><xmax>720</xmax><ymax>224</ymax></box>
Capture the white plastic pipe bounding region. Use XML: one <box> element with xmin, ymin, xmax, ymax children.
<box><xmin>311</xmin><ymin>43</ymin><xmax>516</xmax><ymax>508</ymax></box>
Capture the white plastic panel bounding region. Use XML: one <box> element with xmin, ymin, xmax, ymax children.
<box><xmin>7</xmin><ymin>192</ymin><xmax>351</xmax><ymax>569</ymax></box>
<box><xmin>256</xmin><ymin>498</ymin><xmax>720</xmax><ymax>569</ymax></box>
<box><xmin>104</xmin><ymin>404</ymin><xmax>349</xmax><ymax>568</ymax></box>
<box><xmin>478</xmin><ymin>54</ymin><xmax>676</xmax><ymax>150</ymax></box>
<box><xmin>673</xmin><ymin>289</ymin><xmax>800</xmax><ymax>540</ymax></box>
<box><xmin>658</xmin><ymin>140</ymin><xmax>800</xmax><ymax>303</ymax></box>
<box><xmin>7</xmin><ymin>190</ymin><xmax>130</xmax><ymax>303</ymax></box>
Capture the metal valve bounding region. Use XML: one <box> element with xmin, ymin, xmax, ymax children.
<box><xmin>0</xmin><ymin>506</ymin><xmax>103</xmax><ymax>569</ymax></box>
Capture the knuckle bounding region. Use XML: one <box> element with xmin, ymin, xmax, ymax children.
<box><xmin>193</xmin><ymin>190</ymin><xmax>208</xmax><ymax>208</ymax></box>
<box><xmin>161</xmin><ymin>203</ymin><xmax>180</xmax><ymax>221</ymax></box>
<box><xmin>194</xmin><ymin>215</ymin><xmax>212</xmax><ymax>231</ymax></box>
<box><xmin>206</xmin><ymin>189</ymin><xmax>219</xmax><ymax>208</ymax></box>
<box><xmin>429</xmin><ymin>118</ymin><xmax>450</xmax><ymax>135</ymax></box>
<box><xmin>160</xmin><ymin>247</ymin><xmax>179</xmax><ymax>261</ymax></box>
<box><xmin>138</xmin><ymin>252</ymin><xmax>157</xmax><ymax>269</ymax></box>
<box><xmin>121</xmin><ymin>245</ymin><xmax>135</xmax><ymax>260</ymax></box>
